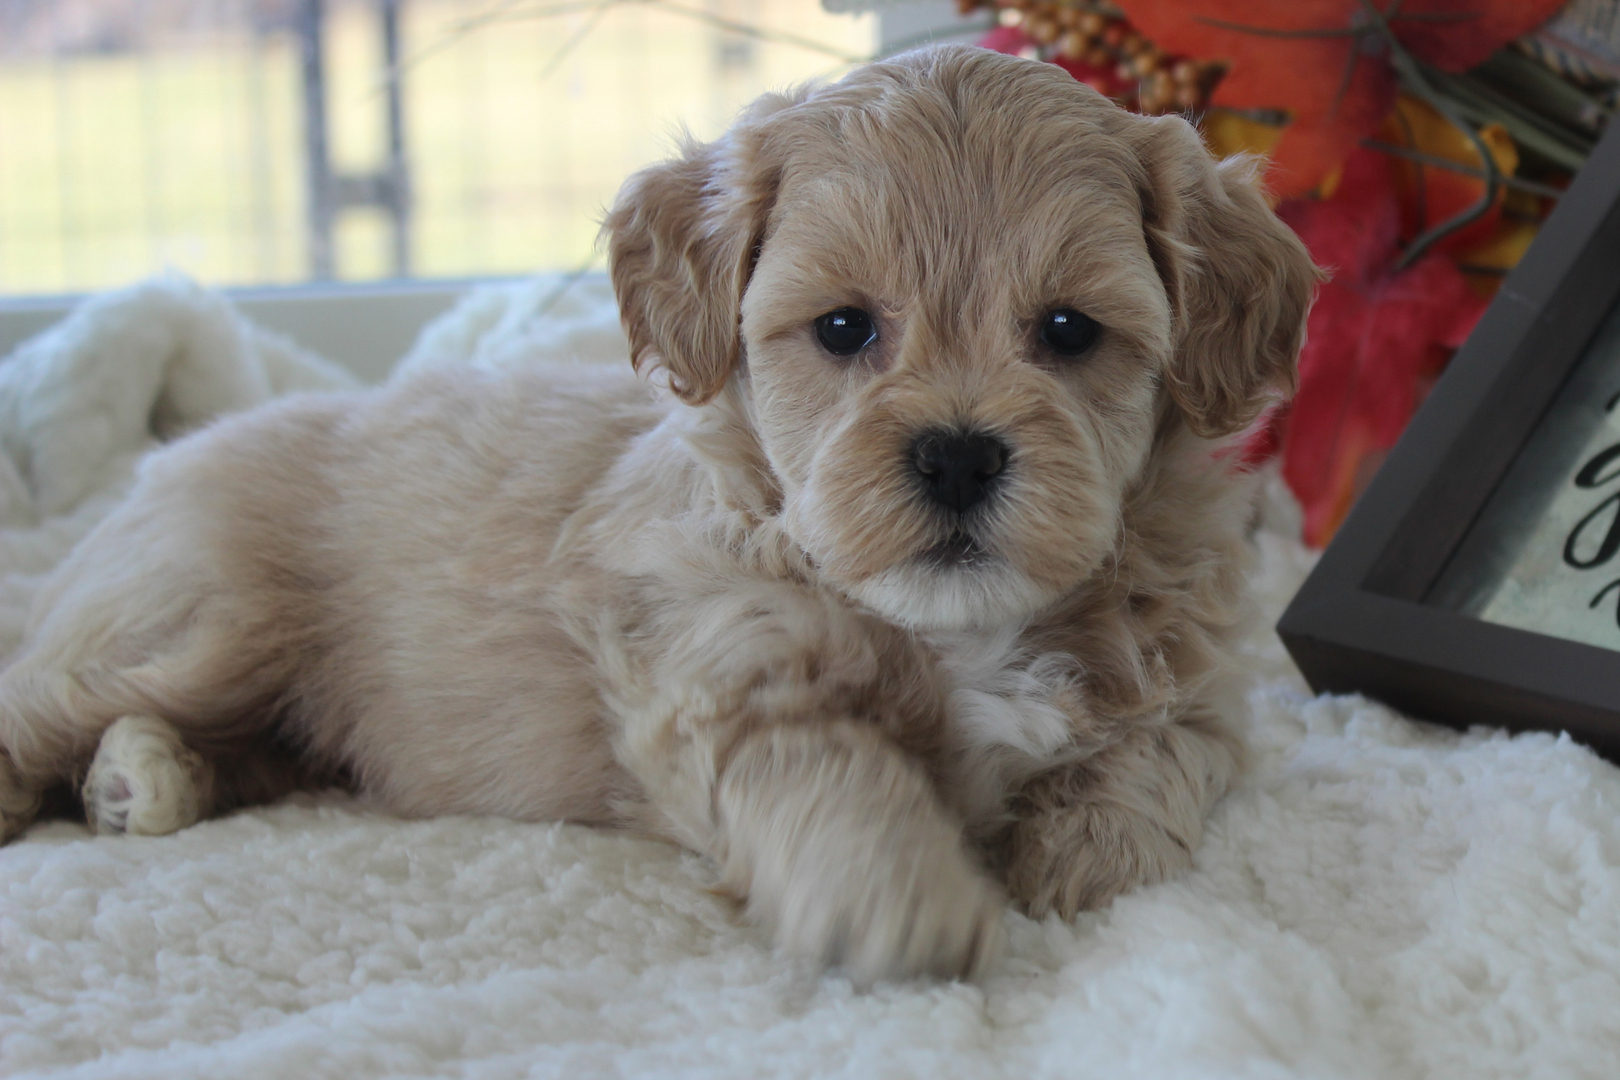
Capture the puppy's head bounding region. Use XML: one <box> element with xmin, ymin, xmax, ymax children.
<box><xmin>606</xmin><ymin>46</ymin><xmax>1315</xmax><ymax>630</ymax></box>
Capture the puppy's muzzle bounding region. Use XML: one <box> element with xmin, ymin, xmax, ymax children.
<box><xmin>911</xmin><ymin>430</ymin><xmax>1007</xmax><ymax>514</ymax></box>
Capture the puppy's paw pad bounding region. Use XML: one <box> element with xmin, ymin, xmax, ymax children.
<box><xmin>0</xmin><ymin>753</ymin><xmax>43</xmax><ymax>844</ymax></box>
<box><xmin>84</xmin><ymin>716</ymin><xmax>213</xmax><ymax>837</ymax></box>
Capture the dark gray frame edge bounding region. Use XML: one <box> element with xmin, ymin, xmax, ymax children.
<box><xmin>1277</xmin><ymin>117</ymin><xmax>1620</xmax><ymax>759</ymax></box>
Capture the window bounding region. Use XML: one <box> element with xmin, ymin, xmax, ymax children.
<box><xmin>0</xmin><ymin>0</ymin><xmax>879</xmax><ymax>294</ymax></box>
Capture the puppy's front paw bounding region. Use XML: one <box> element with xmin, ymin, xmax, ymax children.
<box><xmin>717</xmin><ymin>724</ymin><xmax>1004</xmax><ymax>982</ymax></box>
<box><xmin>83</xmin><ymin>716</ymin><xmax>214</xmax><ymax>837</ymax></box>
<box><xmin>0</xmin><ymin>752</ymin><xmax>43</xmax><ymax>843</ymax></box>
<box><xmin>735</xmin><ymin>779</ymin><xmax>1006</xmax><ymax>983</ymax></box>
<box><xmin>771</xmin><ymin>827</ymin><xmax>1005</xmax><ymax>983</ymax></box>
<box><xmin>1003</xmin><ymin>800</ymin><xmax>1192</xmax><ymax>919</ymax></box>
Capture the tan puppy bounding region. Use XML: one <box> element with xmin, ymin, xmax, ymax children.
<box><xmin>0</xmin><ymin>47</ymin><xmax>1314</xmax><ymax>981</ymax></box>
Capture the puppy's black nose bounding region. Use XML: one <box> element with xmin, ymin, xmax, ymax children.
<box><xmin>912</xmin><ymin>431</ymin><xmax>1007</xmax><ymax>514</ymax></box>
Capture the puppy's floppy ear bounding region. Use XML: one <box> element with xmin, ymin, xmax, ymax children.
<box><xmin>604</xmin><ymin>97</ymin><xmax>788</xmax><ymax>405</ymax></box>
<box><xmin>1131</xmin><ymin>114</ymin><xmax>1320</xmax><ymax>437</ymax></box>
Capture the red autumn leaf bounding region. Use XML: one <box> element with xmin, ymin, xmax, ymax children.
<box><xmin>1117</xmin><ymin>0</ymin><xmax>1564</xmax><ymax>195</ymax></box>
<box><xmin>1270</xmin><ymin>147</ymin><xmax>1487</xmax><ymax>544</ymax></box>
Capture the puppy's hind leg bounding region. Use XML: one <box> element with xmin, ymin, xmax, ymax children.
<box><xmin>83</xmin><ymin>716</ymin><xmax>318</xmax><ymax>837</ymax></box>
<box><xmin>82</xmin><ymin>716</ymin><xmax>216</xmax><ymax>837</ymax></box>
<box><xmin>0</xmin><ymin>507</ymin><xmax>300</xmax><ymax>842</ymax></box>
<box><xmin>0</xmin><ymin>590</ymin><xmax>295</xmax><ymax>842</ymax></box>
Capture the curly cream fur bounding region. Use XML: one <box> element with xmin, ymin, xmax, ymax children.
<box><xmin>0</xmin><ymin>47</ymin><xmax>1315</xmax><ymax>980</ymax></box>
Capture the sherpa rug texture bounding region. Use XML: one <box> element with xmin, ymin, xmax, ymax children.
<box><xmin>1</xmin><ymin>275</ymin><xmax>1618</xmax><ymax>1080</ymax></box>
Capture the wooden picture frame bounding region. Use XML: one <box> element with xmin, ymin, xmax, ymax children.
<box><xmin>1278</xmin><ymin>116</ymin><xmax>1620</xmax><ymax>760</ymax></box>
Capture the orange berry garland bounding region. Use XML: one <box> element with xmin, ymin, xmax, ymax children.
<box><xmin>963</xmin><ymin>1</ymin><xmax>1225</xmax><ymax>115</ymax></box>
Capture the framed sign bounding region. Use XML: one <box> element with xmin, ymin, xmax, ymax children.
<box><xmin>1278</xmin><ymin>115</ymin><xmax>1620</xmax><ymax>760</ymax></box>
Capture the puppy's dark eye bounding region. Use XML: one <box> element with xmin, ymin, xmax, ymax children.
<box><xmin>814</xmin><ymin>308</ymin><xmax>875</xmax><ymax>356</ymax></box>
<box><xmin>1040</xmin><ymin>308</ymin><xmax>1101</xmax><ymax>356</ymax></box>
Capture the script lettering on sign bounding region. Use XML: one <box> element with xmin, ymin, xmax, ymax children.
<box><xmin>1466</xmin><ymin>317</ymin><xmax>1620</xmax><ymax>647</ymax></box>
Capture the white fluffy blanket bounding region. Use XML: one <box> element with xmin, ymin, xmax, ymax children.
<box><xmin>2</xmin><ymin>276</ymin><xmax>1618</xmax><ymax>1080</ymax></box>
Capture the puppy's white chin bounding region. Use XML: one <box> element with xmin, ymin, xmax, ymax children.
<box><xmin>848</xmin><ymin>559</ymin><xmax>1053</xmax><ymax>631</ymax></box>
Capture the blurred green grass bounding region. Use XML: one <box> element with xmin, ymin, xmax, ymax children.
<box><xmin>0</xmin><ymin>0</ymin><xmax>873</xmax><ymax>295</ymax></box>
